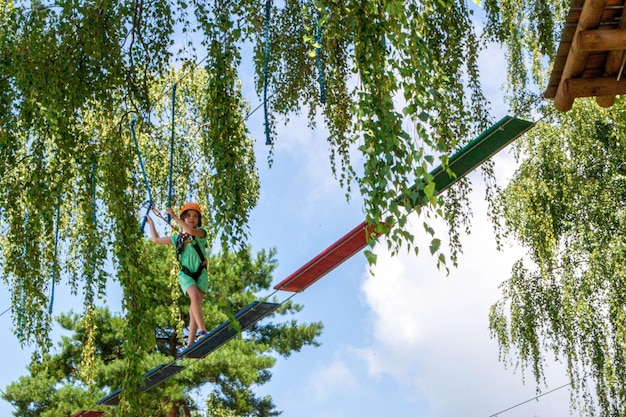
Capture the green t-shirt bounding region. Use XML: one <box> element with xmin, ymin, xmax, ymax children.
<box><xmin>172</xmin><ymin>227</ymin><xmax>208</xmax><ymax>279</ymax></box>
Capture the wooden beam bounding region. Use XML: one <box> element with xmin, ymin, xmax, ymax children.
<box><xmin>575</xmin><ymin>28</ymin><xmax>626</xmax><ymax>51</ymax></box>
<box><xmin>597</xmin><ymin>6</ymin><xmax>626</xmax><ymax>108</ymax></box>
<box><xmin>554</xmin><ymin>0</ymin><xmax>608</xmax><ymax>112</ymax></box>
<box><xmin>596</xmin><ymin>91</ymin><xmax>617</xmax><ymax>108</ymax></box>
<box><xmin>563</xmin><ymin>76</ymin><xmax>626</xmax><ymax>98</ymax></box>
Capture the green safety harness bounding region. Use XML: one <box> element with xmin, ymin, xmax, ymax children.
<box><xmin>176</xmin><ymin>232</ymin><xmax>207</xmax><ymax>281</ymax></box>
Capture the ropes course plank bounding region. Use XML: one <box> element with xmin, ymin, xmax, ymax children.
<box><xmin>273</xmin><ymin>115</ymin><xmax>534</xmax><ymax>293</ymax></box>
<box><xmin>180</xmin><ymin>301</ymin><xmax>280</xmax><ymax>359</ymax></box>
<box><xmin>70</xmin><ymin>411</ymin><xmax>106</xmax><ymax>417</ymax></box>
<box><xmin>97</xmin><ymin>365</ymin><xmax>186</xmax><ymax>406</ymax></box>
<box><xmin>273</xmin><ymin>221</ymin><xmax>377</xmax><ymax>293</ymax></box>
<box><xmin>97</xmin><ymin>301</ymin><xmax>280</xmax><ymax>407</ymax></box>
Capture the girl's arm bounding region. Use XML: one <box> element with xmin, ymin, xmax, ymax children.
<box><xmin>146</xmin><ymin>214</ymin><xmax>172</xmax><ymax>245</ymax></box>
<box><xmin>166</xmin><ymin>208</ymin><xmax>206</xmax><ymax>238</ymax></box>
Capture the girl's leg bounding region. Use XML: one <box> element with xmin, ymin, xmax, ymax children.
<box><xmin>188</xmin><ymin>307</ymin><xmax>198</xmax><ymax>346</ymax></box>
<box><xmin>186</xmin><ymin>284</ymin><xmax>206</xmax><ymax>346</ymax></box>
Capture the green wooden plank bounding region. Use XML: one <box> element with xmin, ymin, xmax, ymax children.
<box><xmin>402</xmin><ymin>116</ymin><xmax>534</xmax><ymax>208</ymax></box>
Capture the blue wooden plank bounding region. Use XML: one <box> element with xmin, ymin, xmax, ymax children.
<box><xmin>97</xmin><ymin>364</ymin><xmax>185</xmax><ymax>406</ymax></box>
<box><xmin>97</xmin><ymin>301</ymin><xmax>279</xmax><ymax>407</ymax></box>
<box><xmin>97</xmin><ymin>388</ymin><xmax>121</xmax><ymax>406</ymax></box>
<box><xmin>180</xmin><ymin>301</ymin><xmax>280</xmax><ymax>359</ymax></box>
<box><xmin>144</xmin><ymin>364</ymin><xmax>186</xmax><ymax>390</ymax></box>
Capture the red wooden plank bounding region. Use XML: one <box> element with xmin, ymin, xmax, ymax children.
<box><xmin>274</xmin><ymin>221</ymin><xmax>380</xmax><ymax>292</ymax></box>
<box><xmin>71</xmin><ymin>411</ymin><xmax>106</xmax><ymax>417</ymax></box>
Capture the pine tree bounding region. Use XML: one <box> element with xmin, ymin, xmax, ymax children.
<box><xmin>2</xmin><ymin>243</ymin><xmax>322</xmax><ymax>417</ymax></box>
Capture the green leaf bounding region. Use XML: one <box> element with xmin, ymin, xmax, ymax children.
<box><xmin>429</xmin><ymin>238</ymin><xmax>441</xmax><ymax>255</ymax></box>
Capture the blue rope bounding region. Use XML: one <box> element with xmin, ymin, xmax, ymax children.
<box><xmin>130</xmin><ymin>117</ymin><xmax>153</xmax><ymax>232</ymax></box>
<box><xmin>48</xmin><ymin>203</ymin><xmax>60</xmax><ymax>315</ymax></box>
<box><xmin>22</xmin><ymin>211</ymin><xmax>28</xmax><ymax>256</ymax></box>
<box><xmin>18</xmin><ymin>210</ymin><xmax>28</xmax><ymax>336</ymax></box>
<box><xmin>168</xmin><ymin>83</ymin><xmax>176</xmax><ymax>223</ymax></box>
<box><xmin>263</xmin><ymin>0</ymin><xmax>271</xmax><ymax>145</ymax></box>
<box><xmin>84</xmin><ymin>162</ymin><xmax>98</xmax><ymax>305</ymax></box>
<box><xmin>316</xmin><ymin>10</ymin><xmax>326</xmax><ymax>104</ymax></box>
<box><xmin>91</xmin><ymin>162</ymin><xmax>97</xmax><ymax>224</ymax></box>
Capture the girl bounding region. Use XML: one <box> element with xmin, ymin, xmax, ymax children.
<box><xmin>146</xmin><ymin>202</ymin><xmax>209</xmax><ymax>346</ymax></box>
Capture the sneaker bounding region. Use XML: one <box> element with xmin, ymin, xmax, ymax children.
<box><xmin>195</xmin><ymin>330</ymin><xmax>208</xmax><ymax>341</ymax></box>
<box><xmin>177</xmin><ymin>343</ymin><xmax>189</xmax><ymax>356</ymax></box>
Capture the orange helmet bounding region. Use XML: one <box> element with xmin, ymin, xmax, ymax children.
<box><xmin>179</xmin><ymin>202</ymin><xmax>202</xmax><ymax>218</ymax></box>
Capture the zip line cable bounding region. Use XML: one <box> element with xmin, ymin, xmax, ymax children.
<box><xmin>0</xmin><ymin>387</ymin><xmax>18</xmax><ymax>413</ymax></box>
<box><xmin>149</xmin><ymin>54</ymin><xmax>209</xmax><ymax>110</ymax></box>
<box><xmin>487</xmin><ymin>377</ymin><xmax>582</xmax><ymax>417</ymax></box>
<box><xmin>247</xmin><ymin>90</ymin><xmax>279</xmax><ymax>122</ymax></box>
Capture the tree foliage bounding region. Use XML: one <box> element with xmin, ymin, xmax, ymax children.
<box><xmin>490</xmin><ymin>100</ymin><xmax>626</xmax><ymax>416</ymax></box>
<box><xmin>0</xmin><ymin>0</ymin><xmax>546</xmax><ymax>413</ymax></box>
<box><xmin>2</xmin><ymin>244</ymin><xmax>322</xmax><ymax>416</ymax></box>
<box><xmin>482</xmin><ymin>0</ymin><xmax>569</xmax><ymax>111</ymax></box>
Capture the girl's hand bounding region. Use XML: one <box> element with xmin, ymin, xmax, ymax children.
<box><xmin>145</xmin><ymin>215</ymin><xmax>154</xmax><ymax>225</ymax></box>
<box><xmin>165</xmin><ymin>207</ymin><xmax>175</xmax><ymax>217</ymax></box>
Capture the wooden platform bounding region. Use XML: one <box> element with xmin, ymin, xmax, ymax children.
<box><xmin>546</xmin><ymin>0</ymin><xmax>626</xmax><ymax>111</ymax></box>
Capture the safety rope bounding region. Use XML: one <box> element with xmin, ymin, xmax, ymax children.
<box><xmin>130</xmin><ymin>117</ymin><xmax>153</xmax><ymax>232</ymax></box>
<box><xmin>316</xmin><ymin>10</ymin><xmax>326</xmax><ymax>104</ymax></box>
<box><xmin>263</xmin><ymin>0</ymin><xmax>272</xmax><ymax>145</ymax></box>
<box><xmin>150</xmin><ymin>206</ymin><xmax>180</xmax><ymax>233</ymax></box>
<box><xmin>168</xmin><ymin>83</ymin><xmax>177</xmax><ymax>223</ymax></box>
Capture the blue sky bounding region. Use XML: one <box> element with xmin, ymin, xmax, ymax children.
<box><xmin>0</xmin><ymin>5</ymin><xmax>579</xmax><ymax>417</ymax></box>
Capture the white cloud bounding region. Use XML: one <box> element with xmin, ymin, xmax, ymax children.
<box><xmin>309</xmin><ymin>356</ymin><xmax>359</xmax><ymax>401</ymax></box>
<box><xmin>359</xmin><ymin>206</ymin><xmax>519</xmax><ymax>376</ymax></box>
<box><xmin>353</xmin><ymin>151</ymin><xmax>575</xmax><ymax>416</ymax></box>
